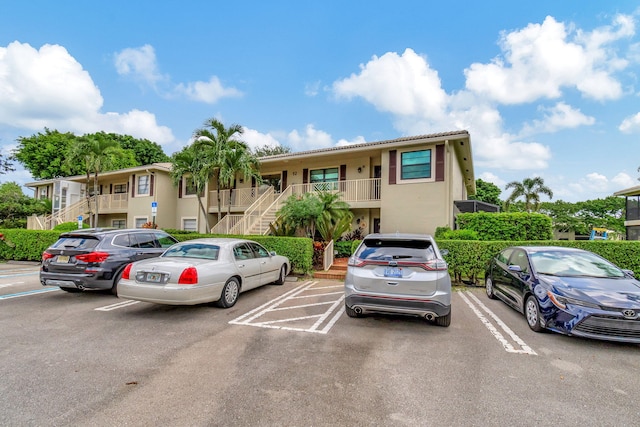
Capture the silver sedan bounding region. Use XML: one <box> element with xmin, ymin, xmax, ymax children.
<box><xmin>117</xmin><ymin>238</ymin><xmax>290</xmax><ymax>307</ymax></box>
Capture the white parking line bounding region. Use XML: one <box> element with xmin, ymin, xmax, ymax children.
<box><xmin>460</xmin><ymin>291</ymin><xmax>537</xmax><ymax>355</ymax></box>
<box><xmin>95</xmin><ymin>300</ymin><xmax>141</xmax><ymax>311</ymax></box>
<box><xmin>230</xmin><ymin>280</ymin><xmax>345</xmax><ymax>334</ymax></box>
<box><xmin>0</xmin><ymin>282</ymin><xmax>23</xmax><ymax>289</ymax></box>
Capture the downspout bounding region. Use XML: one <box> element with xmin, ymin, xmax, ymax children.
<box><xmin>445</xmin><ymin>140</ymin><xmax>453</xmax><ymax>229</ymax></box>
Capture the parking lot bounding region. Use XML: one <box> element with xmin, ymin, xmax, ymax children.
<box><xmin>1</xmin><ymin>263</ymin><xmax>639</xmax><ymax>426</ymax></box>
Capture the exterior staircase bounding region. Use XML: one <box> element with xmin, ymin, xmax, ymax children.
<box><xmin>314</xmin><ymin>257</ymin><xmax>348</xmax><ymax>280</ymax></box>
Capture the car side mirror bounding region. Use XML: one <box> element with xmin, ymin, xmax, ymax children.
<box><xmin>270</xmin><ymin>251</ymin><xmax>277</xmax><ymax>256</ymax></box>
<box><xmin>440</xmin><ymin>249</ymin><xmax>449</xmax><ymax>256</ymax></box>
<box><xmin>508</xmin><ymin>265</ymin><xmax>523</xmax><ymax>273</ymax></box>
<box><xmin>622</xmin><ymin>269</ymin><xmax>635</xmax><ymax>278</ymax></box>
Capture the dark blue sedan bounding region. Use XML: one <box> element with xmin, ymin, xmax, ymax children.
<box><xmin>485</xmin><ymin>246</ymin><xmax>640</xmax><ymax>343</ymax></box>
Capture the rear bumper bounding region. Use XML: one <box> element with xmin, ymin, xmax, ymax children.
<box><xmin>40</xmin><ymin>271</ymin><xmax>112</xmax><ymax>290</ymax></box>
<box><xmin>117</xmin><ymin>280</ymin><xmax>224</xmax><ymax>305</ymax></box>
<box><xmin>345</xmin><ymin>294</ymin><xmax>451</xmax><ymax>318</ymax></box>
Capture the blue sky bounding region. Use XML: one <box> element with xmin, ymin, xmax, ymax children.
<box><xmin>1</xmin><ymin>1</ymin><xmax>640</xmax><ymax>202</ymax></box>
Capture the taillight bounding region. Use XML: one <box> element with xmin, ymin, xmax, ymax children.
<box><xmin>420</xmin><ymin>259</ymin><xmax>448</xmax><ymax>271</ymax></box>
<box><xmin>42</xmin><ymin>252</ymin><xmax>54</xmax><ymax>261</ymax></box>
<box><xmin>348</xmin><ymin>257</ymin><xmax>366</xmax><ymax>267</ymax></box>
<box><xmin>178</xmin><ymin>267</ymin><xmax>198</xmax><ymax>285</ymax></box>
<box><xmin>122</xmin><ymin>263</ymin><xmax>133</xmax><ymax>280</ymax></box>
<box><xmin>75</xmin><ymin>252</ymin><xmax>110</xmax><ymax>263</ymax></box>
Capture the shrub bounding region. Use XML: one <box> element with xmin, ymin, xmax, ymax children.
<box><xmin>439</xmin><ymin>229</ymin><xmax>479</xmax><ymax>240</ymax></box>
<box><xmin>456</xmin><ymin>212</ymin><xmax>553</xmax><ymax>241</ymax></box>
<box><xmin>53</xmin><ymin>221</ymin><xmax>89</xmax><ymax>232</ymax></box>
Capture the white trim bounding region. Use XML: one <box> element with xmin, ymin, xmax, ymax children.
<box><xmin>136</xmin><ymin>175</ymin><xmax>150</xmax><ymax>197</ymax></box>
<box><xmin>112</xmin><ymin>182</ymin><xmax>128</xmax><ymax>194</ymax></box>
<box><xmin>111</xmin><ymin>218</ymin><xmax>127</xmax><ymax>229</ymax></box>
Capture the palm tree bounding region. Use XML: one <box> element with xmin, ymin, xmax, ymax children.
<box><xmin>218</xmin><ymin>144</ymin><xmax>262</xmax><ymax>216</ymax></box>
<box><xmin>315</xmin><ymin>191</ymin><xmax>353</xmax><ymax>242</ymax></box>
<box><xmin>505</xmin><ymin>177</ymin><xmax>553</xmax><ymax>212</ymax></box>
<box><xmin>192</xmin><ymin>118</ymin><xmax>246</xmax><ymax>223</ymax></box>
<box><xmin>169</xmin><ymin>144</ymin><xmax>215</xmax><ymax>231</ymax></box>
<box><xmin>67</xmin><ymin>134</ymin><xmax>123</xmax><ymax>227</ymax></box>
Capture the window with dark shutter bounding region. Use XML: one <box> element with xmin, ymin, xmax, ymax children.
<box><xmin>389</xmin><ymin>150</ymin><xmax>397</xmax><ymax>185</ymax></box>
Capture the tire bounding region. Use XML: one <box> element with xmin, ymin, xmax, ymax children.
<box><xmin>59</xmin><ymin>287</ymin><xmax>81</xmax><ymax>293</ymax></box>
<box><xmin>344</xmin><ymin>303</ymin><xmax>361</xmax><ymax>318</ymax></box>
<box><xmin>274</xmin><ymin>265</ymin><xmax>287</xmax><ymax>285</ymax></box>
<box><xmin>485</xmin><ymin>276</ymin><xmax>497</xmax><ymax>299</ymax></box>
<box><xmin>525</xmin><ymin>295</ymin><xmax>544</xmax><ymax>332</ymax></box>
<box><xmin>216</xmin><ymin>278</ymin><xmax>240</xmax><ymax>308</ymax></box>
<box><xmin>111</xmin><ymin>271</ymin><xmax>122</xmax><ymax>296</ymax></box>
<box><xmin>435</xmin><ymin>311</ymin><xmax>451</xmax><ymax>327</ymax></box>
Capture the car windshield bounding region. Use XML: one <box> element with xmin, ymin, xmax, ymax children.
<box><xmin>356</xmin><ymin>238</ymin><xmax>436</xmax><ymax>261</ymax></box>
<box><xmin>530</xmin><ymin>250</ymin><xmax>625</xmax><ymax>278</ymax></box>
<box><xmin>162</xmin><ymin>243</ymin><xmax>220</xmax><ymax>260</ymax></box>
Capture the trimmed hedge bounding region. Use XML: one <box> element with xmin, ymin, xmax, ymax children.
<box><xmin>0</xmin><ymin>229</ymin><xmax>314</xmax><ymax>275</ymax></box>
<box><xmin>437</xmin><ymin>239</ymin><xmax>640</xmax><ymax>284</ymax></box>
<box><xmin>456</xmin><ymin>212</ymin><xmax>553</xmax><ymax>240</ymax></box>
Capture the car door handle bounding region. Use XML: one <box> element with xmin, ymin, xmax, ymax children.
<box><xmin>387</xmin><ymin>282</ymin><xmax>399</xmax><ymax>286</ymax></box>
<box><xmin>237</xmin><ymin>264</ymin><xmax>245</xmax><ymax>268</ymax></box>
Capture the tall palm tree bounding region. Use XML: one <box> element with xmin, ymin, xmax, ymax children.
<box><xmin>169</xmin><ymin>144</ymin><xmax>215</xmax><ymax>231</ymax></box>
<box><xmin>505</xmin><ymin>177</ymin><xmax>553</xmax><ymax>212</ymax></box>
<box><xmin>218</xmin><ymin>144</ymin><xmax>262</xmax><ymax>216</ymax></box>
<box><xmin>67</xmin><ymin>134</ymin><xmax>123</xmax><ymax>227</ymax></box>
<box><xmin>192</xmin><ymin>118</ymin><xmax>246</xmax><ymax>223</ymax></box>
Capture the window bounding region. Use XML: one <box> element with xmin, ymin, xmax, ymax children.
<box><xmin>137</xmin><ymin>175</ymin><xmax>150</xmax><ymax>196</ymax></box>
<box><xmin>183</xmin><ymin>177</ymin><xmax>198</xmax><ymax>196</ymax></box>
<box><xmin>310</xmin><ymin>167</ymin><xmax>339</xmax><ymax>191</ymax></box>
<box><xmin>233</xmin><ymin>243</ymin><xmax>255</xmax><ymax>260</ymax></box>
<box><xmin>154</xmin><ymin>232</ymin><xmax>178</xmax><ymax>248</ymax></box>
<box><xmin>39</xmin><ymin>187</ymin><xmax>47</xmax><ymax>199</ymax></box>
<box><xmin>248</xmin><ymin>242</ymin><xmax>270</xmax><ymax>258</ymax></box>
<box><xmin>135</xmin><ymin>217</ymin><xmax>148</xmax><ymax>228</ymax></box>
<box><xmin>113</xmin><ymin>183</ymin><xmax>127</xmax><ymax>194</ymax></box>
<box><xmin>182</xmin><ymin>218</ymin><xmax>197</xmax><ymax>232</ymax></box>
<box><xmin>401</xmin><ymin>149</ymin><xmax>431</xmax><ymax>180</ymax></box>
<box><xmin>132</xmin><ymin>233</ymin><xmax>157</xmax><ymax>249</ymax></box>
<box><xmin>112</xmin><ymin>219</ymin><xmax>126</xmax><ymax>229</ymax></box>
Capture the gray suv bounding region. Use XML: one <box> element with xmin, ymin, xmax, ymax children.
<box><xmin>40</xmin><ymin>228</ymin><xmax>178</xmax><ymax>295</ymax></box>
<box><xmin>344</xmin><ymin>233</ymin><xmax>452</xmax><ymax>326</ymax></box>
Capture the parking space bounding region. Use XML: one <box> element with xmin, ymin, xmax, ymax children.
<box><xmin>229</xmin><ymin>280</ymin><xmax>345</xmax><ymax>334</ymax></box>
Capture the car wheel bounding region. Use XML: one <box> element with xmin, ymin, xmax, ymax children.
<box><xmin>525</xmin><ymin>295</ymin><xmax>544</xmax><ymax>332</ymax></box>
<box><xmin>435</xmin><ymin>311</ymin><xmax>451</xmax><ymax>327</ymax></box>
<box><xmin>217</xmin><ymin>278</ymin><xmax>240</xmax><ymax>308</ymax></box>
<box><xmin>111</xmin><ymin>271</ymin><xmax>122</xmax><ymax>296</ymax></box>
<box><xmin>59</xmin><ymin>287</ymin><xmax>81</xmax><ymax>293</ymax></box>
<box><xmin>344</xmin><ymin>303</ymin><xmax>361</xmax><ymax>318</ymax></box>
<box><xmin>274</xmin><ymin>265</ymin><xmax>287</xmax><ymax>285</ymax></box>
<box><xmin>485</xmin><ymin>276</ymin><xmax>497</xmax><ymax>299</ymax></box>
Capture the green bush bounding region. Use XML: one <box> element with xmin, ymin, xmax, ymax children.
<box><xmin>439</xmin><ymin>229</ymin><xmax>479</xmax><ymax>240</ymax></box>
<box><xmin>334</xmin><ymin>241</ymin><xmax>354</xmax><ymax>257</ymax></box>
<box><xmin>53</xmin><ymin>221</ymin><xmax>90</xmax><ymax>232</ymax></box>
<box><xmin>456</xmin><ymin>212</ymin><xmax>553</xmax><ymax>241</ymax></box>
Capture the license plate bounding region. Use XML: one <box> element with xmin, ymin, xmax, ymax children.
<box><xmin>146</xmin><ymin>272</ymin><xmax>162</xmax><ymax>283</ymax></box>
<box><xmin>384</xmin><ymin>267</ymin><xmax>402</xmax><ymax>278</ymax></box>
<box><xmin>56</xmin><ymin>255</ymin><xmax>69</xmax><ymax>263</ymax></box>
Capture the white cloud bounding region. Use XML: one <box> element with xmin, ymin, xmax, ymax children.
<box><xmin>520</xmin><ymin>102</ymin><xmax>595</xmax><ymax>136</ymax></box>
<box><xmin>0</xmin><ymin>41</ymin><xmax>174</xmax><ymax>144</ymax></box>
<box><xmin>619</xmin><ymin>112</ymin><xmax>640</xmax><ymax>133</ymax></box>
<box><xmin>305</xmin><ymin>81</ymin><xmax>321</xmax><ymax>97</ymax></box>
<box><xmin>464</xmin><ymin>15</ymin><xmax>632</xmax><ymax>104</ymax></box>
<box><xmin>478</xmin><ymin>172</ymin><xmax>506</xmax><ymax>187</ymax></box>
<box><xmin>611</xmin><ymin>171</ymin><xmax>636</xmax><ymax>188</ymax></box>
<box><xmin>114</xmin><ymin>44</ymin><xmax>166</xmax><ymax>86</ymax></box>
<box><xmin>333</xmin><ymin>48</ymin><xmax>448</xmax><ymax>119</ymax></box>
<box><xmin>174</xmin><ymin>76</ymin><xmax>242</xmax><ymax>103</ymax></box>
<box><xmin>286</xmin><ymin>124</ymin><xmax>334</xmax><ymax>151</ymax></box>
<box><xmin>336</xmin><ymin>136</ymin><xmax>367</xmax><ymax>147</ymax></box>
<box><xmin>240</xmin><ymin>127</ymin><xmax>282</xmax><ymax>151</ymax></box>
<box><xmin>115</xmin><ymin>45</ymin><xmax>242</xmax><ymax>104</ymax></box>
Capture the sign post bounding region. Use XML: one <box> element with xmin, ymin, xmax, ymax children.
<box><xmin>77</xmin><ymin>215</ymin><xmax>83</xmax><ymax>229</ymax></box>
<box><xmin>151</xmin><ymin>202</ymin><xmax>158</xmax><ymax>228</ymax></box>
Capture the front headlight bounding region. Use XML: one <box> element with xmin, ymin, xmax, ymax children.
<box><xmin>547</xmin><ymin>291</ymin><xmax>600</xmax><ymax>310</ymax></box>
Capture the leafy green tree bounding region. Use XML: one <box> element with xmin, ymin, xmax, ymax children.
<box><xmin>112</xmin><ymin>133</ymin><xmax>170</xmax><ymax>164</ymax></box>
<box><xmin>315</xmin><ymin>191</ymin><xmax>353</xmax><ymax>242</ymax></box>
<box><xmin>505</xmin><ymin>177</ymin><xmax>553</xmax><ymax>212</ymax></box>
<box><xmin>169</xmin><ymin>144</ymin><xmax>215</xmax><ymax>231</ymax></box>
<box><xmin>0</xmin><ymin>182</ymin><xmax>49</xmax><ymax>228</ymax></box>
<box><xmin>193</xmin><ymin>118</ymin><xmax>246</xmax><ymax>223</ymax></box>
<box><xmin>253</xmin><ymin>144</ymin><xmax>291</xmax><ymax>157</ymax></box>
<box><xmin>13</xmin><ymin>129</ymin><xmax>79</xmax><ymax>178</ymax></box>
<box><xmin>538</xmin><ymin>200</ymin><xmax>583</xmax><ymax>233</ymax></box>
<box><xmin>277</xmin><ymin>193</ymin><xmax>324</xmax><ymax>238</ymax></box>
<box><xmin>468</xmin><ymin>179</ymin><xmax>502</xmax><ymax>206</ymax></box>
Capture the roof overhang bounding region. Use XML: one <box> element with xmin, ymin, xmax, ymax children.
<box><xmin>613</xmin><ymin>185</ymin><xmax>640</xmax><ymax>197</ymax></box>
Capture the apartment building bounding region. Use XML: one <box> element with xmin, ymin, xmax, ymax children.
<box><xmin>26</xmin><ymin>130</ymin><xmax>476</xmax><ymax>236</ymax></box>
